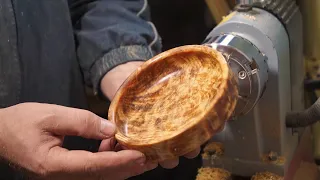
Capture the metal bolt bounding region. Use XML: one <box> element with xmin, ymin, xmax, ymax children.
<box><xmin>235</xmin><ymin>4</ymin><xmax>253</xmax><ymax>12</ymax></box>
<box><xmin>268</xmin><ymin>151</ymin><xmax>278</xmax><ymax>161</ymax></box>
<box><xmin>239</xmin><ymin>71</ymin><xmax>247</xmax><ymax>79</ymax></box>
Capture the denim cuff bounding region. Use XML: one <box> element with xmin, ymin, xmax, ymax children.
<box><xmin>90</xmin><ymin>45</ymin><xmax>154</xmax><ymax>100</ymax></box>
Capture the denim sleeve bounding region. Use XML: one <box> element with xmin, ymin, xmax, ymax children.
<box><xmin>69</xmin><ymin>0</ymin><xmax>162</xmax><ymax>97</ymax></box>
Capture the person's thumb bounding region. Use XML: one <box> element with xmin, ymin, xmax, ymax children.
<box><xmin>43</xmin><ymin>105</ymin><xmax>116</xmax><ymax>139</ymax></box>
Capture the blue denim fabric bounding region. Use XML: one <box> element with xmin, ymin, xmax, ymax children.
<box><xmin>70</xmin><ymin>0</ymin><xmax>162</xmax><ymax>97</ymax></box>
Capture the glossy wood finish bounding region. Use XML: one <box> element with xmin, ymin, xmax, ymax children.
<box><xmin>108</xmin><ymin>45</ymin><xmax>238</xmax><ymax>161</ymax></box>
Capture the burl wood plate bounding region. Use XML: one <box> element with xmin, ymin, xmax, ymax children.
<box><xmin>108</xmin><ymin>45</ymin><xmax>238</xmax><ymax>162</ymax></box>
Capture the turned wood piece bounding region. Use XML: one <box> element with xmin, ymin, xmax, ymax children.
<box><xmin>108</xmin><ymin>45</ymin><xmax>238</xmax><ymax>162</ymax></box>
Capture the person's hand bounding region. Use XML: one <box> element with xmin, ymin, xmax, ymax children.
<box><xmin>0</xmin><ymin>103</ymin><xmax>157</xmax><ymax>180</ymax></box>
<box><xmin>100</xmin><ymin>61</ymin><xmax>201</xmax><ymax>169</ymax></box>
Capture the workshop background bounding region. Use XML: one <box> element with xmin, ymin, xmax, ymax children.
<box><xmin>86</xmin><ymin>0</ymin><xmax>320</xmax><ymax>179</ymax></box>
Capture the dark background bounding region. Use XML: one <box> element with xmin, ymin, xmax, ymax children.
<box><xmin>149</xmin><ymin>0</ymin><xmax>215</xmax><ymax>51</ymax></box>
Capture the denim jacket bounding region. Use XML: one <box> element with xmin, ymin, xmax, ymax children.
<box><xmin>0</xmin><ymin>0</ymin><xmax>162</xmax><ymax>108</ymax></box>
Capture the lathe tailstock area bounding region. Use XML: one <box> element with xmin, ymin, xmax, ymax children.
<box><xmin>199</xmin><ymin>0</ymin><xmax>319</xmax><ymax>179</ymax></box>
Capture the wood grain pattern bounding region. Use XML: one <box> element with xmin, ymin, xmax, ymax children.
<box><xmin>108</xmin><ymin>45</ymin><xmax>238</xmax><ymax>162</ymax></box>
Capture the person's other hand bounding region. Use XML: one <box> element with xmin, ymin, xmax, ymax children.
<box><xmin>100</xmin><ymin>61</ymin><xmax>201</xmax><ymax>169</ymax></box>
<box><xmin>0</xmin><ymin>103</ymin><xmax>157</xmax><ymax>180</ymax></box>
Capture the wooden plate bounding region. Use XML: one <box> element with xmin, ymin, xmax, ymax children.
<box><xmin>108</xmin><ymin>45</ymin><xmax>238</xmax><ymax>162</ymax></box>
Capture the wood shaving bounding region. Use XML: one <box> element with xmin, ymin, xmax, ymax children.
<box><xmin>251</xmin><ymin>172</ymin><xmax>284</xmax><ymax>180</ymax></box>
<box><xmin>202</xmin><ymin>142</ymin><xmax>224</xmax><ymax>159</ymax></box>
<box><xmin>261</xmin><ymin>151</ymin><xmax>285</xmax><ymax>165</ymax></box>
<box><xmin>196</xmin><ymin>167</ymin><xmax>231</xmax><ymax>180</ymax></box>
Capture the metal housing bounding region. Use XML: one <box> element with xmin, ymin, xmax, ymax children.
<box><xmin>202</xmin><ymin>5</ymin><xmax>304</xmax><ymax>176</ymax></box>
<box><xmin>205</xmin><ymin>34</ymin><xmax>268</xmax><ymax>116</ymax></box>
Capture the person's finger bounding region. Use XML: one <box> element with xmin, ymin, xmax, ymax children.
<box><xmin>145</xmin><ymin>161</ymin><xmax>158</xmax><ymax>171</ymax></box>
<box><xmin>98</xmin><ymin>138</ymin><xmax>117</xmax><ymax>152</ymax></box>
<box><xmin>114</xmin><ymin>143</ymin><xmax>125</xmax><ymax>152</ymax></box>
<box><xmin>42</xmin><ymin>105</ymin><xmax>116</xmax><ymax>140</ymax></box>
<box><xmin>99</xmin><ymin>139</ymin><xmax>128</xmax><ymax>152</ymax></box>
<box><xmin>183</xmin><ymin>147</ymin><xmax>201</xmax><ymax>159</ymax></box>
<box><xmin>159</xmin><ymin>157</ymin><xmax>179</xmax><ymax>169</ymax></box>
<box><xmin>47</xmin><ymin>147</ymin><xmax>148</xmax><ymax>179</ymax></box>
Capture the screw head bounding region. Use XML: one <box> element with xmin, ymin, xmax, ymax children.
<box><xmin>239</xmin><ymin>71</ymin><xmax>247</xmax><ymax>79</ymax></box>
